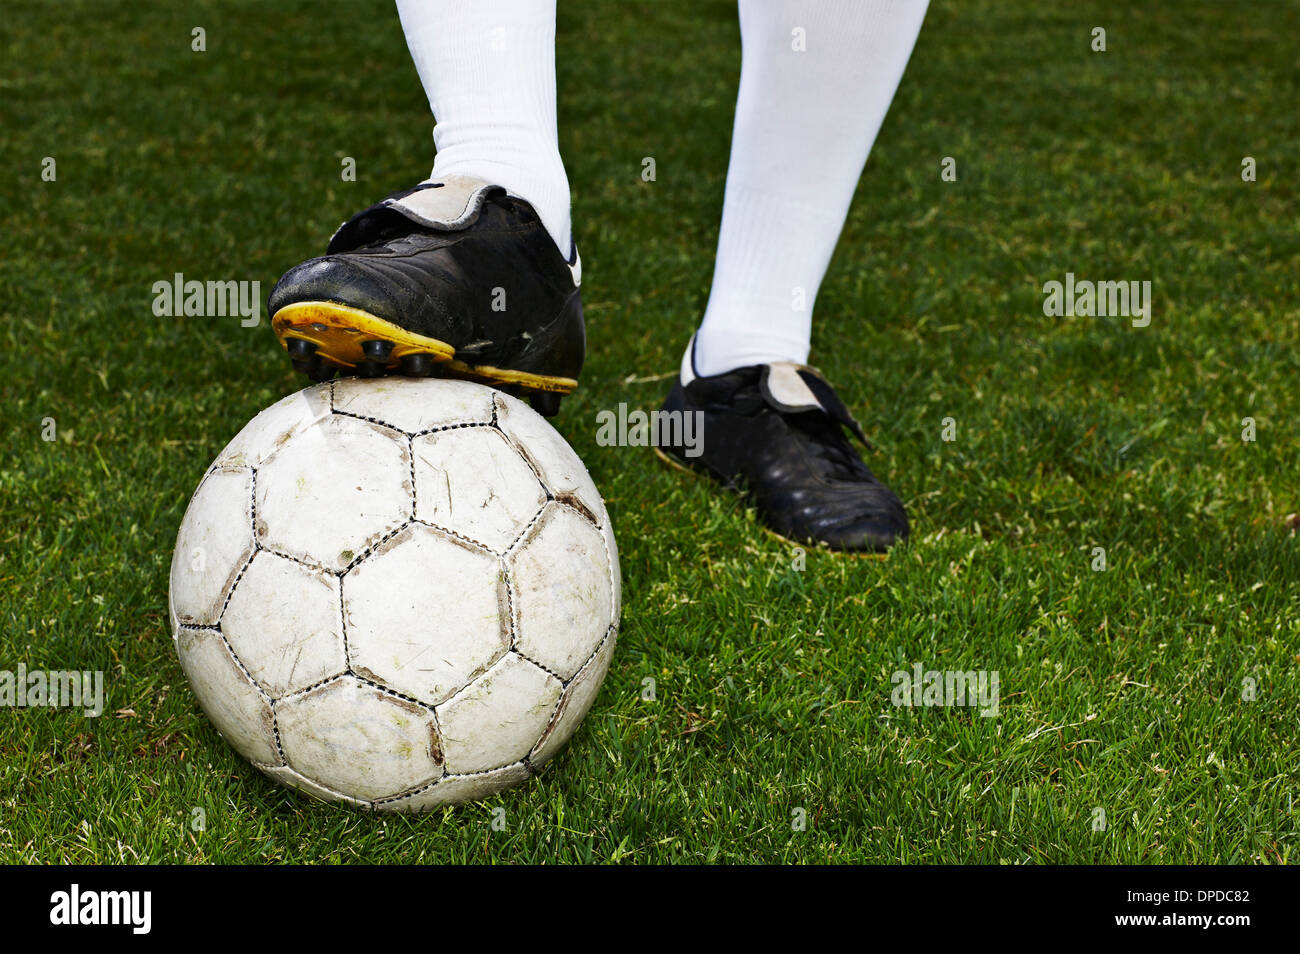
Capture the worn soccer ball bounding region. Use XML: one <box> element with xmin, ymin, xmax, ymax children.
<box><xmin>168</xmin><ymin>378</ymin><xmax>619</xmax><ymax>810</ymax></box>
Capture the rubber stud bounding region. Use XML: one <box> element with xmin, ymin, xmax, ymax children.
<box><xmin>307</xmin><ymin>359</ymin><xmax>336</xmax><ymax>383</ymax></box>
<box><xmin>362</xmin><ymin>339</ymin><xmax>395</xmax><ymax>363</ymax></box>
<box><xmin>400</xmin><ymin>353</ymin><xmax>434</xmax><ymax>377</ymax></box>
<box><xmin>529</xmin><ymin>391</ymin><xmax>563</xmax><ymax>417</ymax></box>
<box><xmin>288</xmin><ymin>339</ymin><xmax>317</xmax><ymax>374</ymax></box>
<box><xmin>358</xmin><ymin>359</ymin><xmax>385</xmax><ymax>379</ymax></box>
<box><xmin>286</xmin><ymin>338</ymin><xmax>317</xmax><ymax>359</ymax></box>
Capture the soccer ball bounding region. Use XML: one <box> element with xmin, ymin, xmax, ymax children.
<box><xmin>168</xmin><ymin>378</ymin><xmax>619</xmax><ymax>810</ymax></box>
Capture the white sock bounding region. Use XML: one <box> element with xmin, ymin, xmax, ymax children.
<box><xmin>692</xmin><ymin>0</ymin><xmax>929</xmax><ymax>377</ymax></box>
<box><xmin>395</xmin><ymin>0</ymin><xmax>572</xmax><ymax>257</ymax></box>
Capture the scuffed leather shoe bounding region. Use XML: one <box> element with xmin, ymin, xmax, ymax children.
<box><xmin>268</xmin><ymin>175</ymin><xmax>584</xmax><ymax>416</ymax></box>
<box><xmin>655</xmin><ymin>338</ymin><xmax>909</xmax><ymax>552</ymax></box>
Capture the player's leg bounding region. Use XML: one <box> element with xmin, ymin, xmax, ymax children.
<box><xmin>268</xmin><ymin>0</ymin><xmax>581</xmax><ymax>416</ymax></box>
<box><xmin>658</xmin><ymin>0</ymin><xmax>929</xmax><ymax>551</ymax></box>
<box><xmin>398</xmin><ymin>0</ymin><xmax>571</xmax><ymax>256</ymax></box>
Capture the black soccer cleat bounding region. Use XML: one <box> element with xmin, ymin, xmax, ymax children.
<box><xmin>654</xmin><ymin>338</ymin><xmax>909</xmax><ymax>553</ymax></box>
<box><xmin>268</xmin><ymin>175</ymin><xmax>584</xmax><ymax>416</ymax></box>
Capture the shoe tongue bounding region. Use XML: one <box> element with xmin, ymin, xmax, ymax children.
<box><xmin>759</xmin><ymin>363</ymin><xmax>871</xmax><ymax>448</ymax></box>
<box><xmin>327</xmin><ymin>175</ymin><xmax>505</xmax><ymax>253</ymax></box>
<box><xmin>384</xmin><ymin>175</ymin><xmax>504</xmax><ymax>230</ymax></box>
<box><xmin>759</xmin><ymin>362</ymin><xmax>821</xmax><ymax>411</ymax></box>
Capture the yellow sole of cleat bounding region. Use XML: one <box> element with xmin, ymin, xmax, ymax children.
<box><xmin>273</xmin><ymin>301</ymin><xmax>455</xmax><ymax>366</ymax></box>
<box><xmin>651</xmin><ymin>446</ymin><xmax>891</xmax><ymax>558</ymax></box>
<box><xmin>443</xmin><ymin>358</ymin><xmax>577</xmax><ymax>395</ymax></box>
<box><xmin>272</xmin><ymin>300</ymin><xmax>578</xmax><ymax>395</ymax></box>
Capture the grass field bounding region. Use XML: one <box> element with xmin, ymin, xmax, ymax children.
<box><xmin>1</xmin><ymin>0</ymin><xmax>1297</xmax><ymax>864</ymax></box>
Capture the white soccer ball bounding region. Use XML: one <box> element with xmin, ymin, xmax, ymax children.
<box><xmin>168</xmin><ymin>378</ymin><xmax>619</xmax><ymax>810</ymax></box>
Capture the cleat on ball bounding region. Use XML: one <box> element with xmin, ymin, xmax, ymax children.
<box><xmin>269</xmin><ymin>175</ymin><xmax>584</xmax><ymax>414</ymax></box>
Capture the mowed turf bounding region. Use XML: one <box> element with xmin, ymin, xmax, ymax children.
<box><xmin>1</xmin><ymin>0</ymin><xmax>1297</xmax><ymax>863</ymax></box>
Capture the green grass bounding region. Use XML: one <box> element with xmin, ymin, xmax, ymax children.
<box><xmin>1</xmin><ymin>0</ymin><xmax>1297</xmax><ymax>863</ymax></box>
